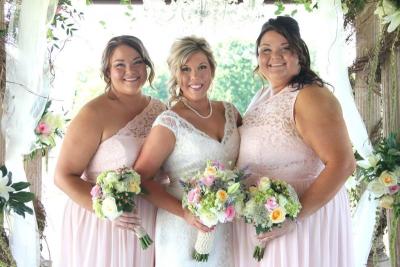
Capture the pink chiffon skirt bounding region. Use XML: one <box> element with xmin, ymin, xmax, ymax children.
<box><xmin>233</xmin><ymin>181</ymin><xmax>354</xmax><ymax>267</ymax></box>
<box><xmin>58</xmin><ymin>197</ymin><xmax>156</xmax><ymax>267</ymax></box>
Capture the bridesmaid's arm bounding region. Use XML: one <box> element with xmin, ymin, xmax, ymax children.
<box><xmin>294</xmin><ymin>85</ymin><xmax>355</xmax><ymax>220</ymax></box>
<box><xmin>134</xmin><ymin>125</ymin><xmax>212</xmax><ymax>232</ymax></box>
<box><xmin>54</xmin><ymin>104</ymin><xmax>102</xmax><ymax>211</ymax></box>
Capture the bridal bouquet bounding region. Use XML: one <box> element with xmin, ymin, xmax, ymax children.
<box><xmin>90</xmin><ymin>167</ymin><xmax>153</xmax><ymax>249</ymax></box>
<box><xmin>243</xmin><ymin>176</ymin><xmax>301</xmax><ymax>261</ymax></box>
<box><xmin>180</xmin><ymin>160</ymin><xmax>246</xmax><ymax>262</ymax></box>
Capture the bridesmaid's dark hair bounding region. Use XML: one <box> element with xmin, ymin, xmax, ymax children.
<box><xmin>101</xmin><ymin>35</ymin><xmax>155</xmax><ymax>91</ymax></box>
<box><xmin>254</xmin><ymin>16</ymin><xmax>326</xmax><ymax>90</ymax></box>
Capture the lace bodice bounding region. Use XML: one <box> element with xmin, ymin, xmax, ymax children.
<box><xmin>153</xmin><ymin>101</ymin><xmax>240</xmax><ymax>199</ymax></box>
<box><xmin>83</xmin><ymin>98</ymin><xmax>166</xmax><ymax>182</ymax></box>
<box><xmin>237</xmin><ymin>86</ymin><xmax>324</xmax><ymax>191</ymax></box>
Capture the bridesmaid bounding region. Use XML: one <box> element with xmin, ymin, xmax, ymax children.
<box><xmin>233</xmin><ymin>16</ymin><xmax>355</xmax><ymax>267</ymax></box>
<box><xmin>54</xmin><ymin>35</ymin><xmax>166</xmax><ymax>267</ymax></box>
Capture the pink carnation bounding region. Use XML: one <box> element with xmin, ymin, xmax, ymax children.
<box><xmin>90</xmin><ymin>184</ymin><xmax>102</xmax><ymax>199</ymax></box>
<box><xmin>188</xmin><ymin>187</ymin><xmax>201</xmax><ymax>204</ymax></box>
<box><xmin>224</xmin><ymin>205</ymin><xmax>236</xmax><ymax>222</ymax></box>
<box><xmin>201</xmin><ymin>175</ymin><xmax>215</xmax><ymax>187</ymax></box>
<box><xmin>265</xmin><ymin>197</ymin><xmax>278</xmax><ymax>212</ymax></box>
<box><xmin>35</xmin><ymin>122</ymin><xmax>51</xmax><ymax>135</ymax></box>
<box><xmin>388</xmin><ymin>184</ymin><xmax>400</xmax><ymax>195</ymax></box>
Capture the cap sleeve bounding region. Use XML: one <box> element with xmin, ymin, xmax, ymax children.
<box><xmin>152</xmin><ymin>111</ymin><xmax>179</xmax><ymax>138</ymax></box>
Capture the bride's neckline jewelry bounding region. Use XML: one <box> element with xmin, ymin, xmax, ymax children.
<box><xmin>180</xmin><ymin>97</ymin><xmax>213</xmax><ymax>119</ymax></box>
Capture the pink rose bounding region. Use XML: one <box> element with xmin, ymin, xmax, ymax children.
<box><xmin>388</xmin><ymin>185</ymin><xmax>400</xmax><ymax>195</ymax></box>
<box><xmin>35</xmin><ymin>122</ymin><xmax>51</xmax><ymax>135</ymax></box>
<box><xmin>90</xmin><ymin>184</ymin><xmax>102</xmax><ymax>199</ymax></box>
<box><xmin>188</xmin><ymin>187</ymin><xmax>200</xmax><ymax>204</ymax></box>
<box><xmin>201</xmin><ymin>175</ymin><xmax>215</xmax><ymax>187</ymax></box>
<box><xmin>265</xmin><ymin>197</ymin><xmax>278</xmax><ymax>212</ymax></box>
<box><xmin>224</xmin><ymin>205</ymin><xmax>236</xmax><ymax>222</ymax></box>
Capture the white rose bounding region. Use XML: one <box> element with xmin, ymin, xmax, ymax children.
<box><xmin>101</xmin><ymin>197</ymin><xmax>122</xmax><ymax>220</ymax></box>
<box><xmin>105</xmin><ymin>172</ymin><xmax>119</xmax><ymax>185</ymax></box>
<box><xmin>379</xmin><ymin>195</ymin><xmax>394</xmax><ymax>209</ymax></box>
<box><xmin>367</xmin><ymin>180</ymin><xmax>388</xmax><ymax>197</ymax></box>
<box><xmin>199</xmin><ymin>211</ymin><xmax>218</xmax><ymax>228</ymax></box>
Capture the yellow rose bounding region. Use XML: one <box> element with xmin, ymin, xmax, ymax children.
<box><xmin>379</xmin><ymin>195</ymin><xmax>394</xmax><ymax>209</ymax></box>
<box><xmin>269</xmin><ymin>207</ymin><xmax>286</xmax><ymax>223</ymax></box>
<box><xmin>379</xmin><ymin>171</ymin><xmax>397</xmax><ymax>186</ymax></box>
<box><xmin>216</xmin><ymin>189</ymin><xmax>228</xmax><ymax>203</ymax></box>
<box><xmin>129</xmin><ymin>182</ymin><xmax>141</xmax><ymax>194</ymax></box>
<box><xmin>204</xmin><ymin>166</ymin><xmax>218</xmax><ymax>177</ymax></box>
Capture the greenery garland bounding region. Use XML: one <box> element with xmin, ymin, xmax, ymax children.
<box><xmin>356</xmin><ymin>133</ymin><xmax>400</xmax><ymax>266</ymax></box>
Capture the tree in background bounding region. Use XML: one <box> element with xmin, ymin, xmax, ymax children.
<box><xmin>73</xmin><ymin>40</ymin><xmax>264</xmax><ymax>115</ymax></box>
<box><xmin>212</xmin><ymin>40</ymin><xmax>264</xmax><ymax>114</ymax></box>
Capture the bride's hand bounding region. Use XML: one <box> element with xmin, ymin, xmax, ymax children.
<box><xmin>256</xmin><ymin>219</ymin><xmax>297</xmax><ymax>243</ymax></box>
<box><xmin>183</xmin><ymin>208</ymin><xmax>214</xmax><ymax>233</ymax></box>
<box><xmin>114</xmin><ymin>210</ymin><xmax>142</xmax><ymax>232</ymax></box>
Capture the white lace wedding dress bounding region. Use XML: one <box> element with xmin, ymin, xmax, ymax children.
<box><xmin>152</xmin><ymin>102</ymin><xmax>240</xmax><ymax>267</ymax></box>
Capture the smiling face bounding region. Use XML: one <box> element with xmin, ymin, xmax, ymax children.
<box><xmin>257</xmin><ymin>30</ymin><xmax>300</xmax><ymax>91</ymax></box>
<box><xmin>178</xmin><ymin>51</ymin><xmax>213</xmax><ymax>102</ymax></box>
<box><xmin>108</xmin><ymin>44</ymin><xmax>147</xmax><ymax>96</ymax></box>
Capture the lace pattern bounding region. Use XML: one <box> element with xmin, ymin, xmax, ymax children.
<box><xmin>153</xmin><ymin>101</ymin><xmax>239</xmax><ymax>267</ymax></box>
<box><xmin>238</xmin><ymin>87</ymin><xmax>324</xmax><ymax>186</ymax></box>
<box><xmin>84</xmin><ymin>98</ymin><xmax>166</xmax><ymax>182</ymax></box>
<box><xmin>117</xmin><ymin>98</ymin><xmax>167</xmax><ymax>138</ymax></box>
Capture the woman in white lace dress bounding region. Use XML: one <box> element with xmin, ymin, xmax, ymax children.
<box><xmin>134</xmin><ymin>36</ymin><xmax>241</xmax><ymax>267</ymax></box>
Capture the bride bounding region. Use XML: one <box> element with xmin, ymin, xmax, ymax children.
<box><xmin>134</xmin><ymin>36</ymin><xmax>241</xmax><ymax>267</ymax></box>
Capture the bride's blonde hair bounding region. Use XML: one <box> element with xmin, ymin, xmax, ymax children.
<box><xmin>167</xmin><ymin>36</ymin><xmax>216</xmax><ymax>106</ymax></box>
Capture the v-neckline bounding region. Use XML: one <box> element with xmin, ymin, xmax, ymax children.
<box><xmin>169</xmin><ymin>102</ymin><xmax>229</xmax><ymax>144</ymax></box>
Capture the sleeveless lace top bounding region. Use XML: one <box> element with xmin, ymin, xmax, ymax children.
<box><xmin>83</xmin><ymin>98</ymin><xmax>166</xmax><ymax>182</ymax></box>
<box><xmin>238</xmin><ymin>86</ymin><xmax>324</xmax><ymax>193</ymax></box>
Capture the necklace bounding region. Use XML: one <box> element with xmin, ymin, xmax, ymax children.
<box><xmin>181</xmin><ymin>97</ymin><xmax>213</xmax><ymax>119</ymax></box>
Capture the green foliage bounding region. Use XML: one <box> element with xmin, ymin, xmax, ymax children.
<box><xmin>274</xmin><ymin>0</ymin><xmax>316</xmax><ymax>16</ymax></box>
<box><xmin>0</xmin><ymin>166</ymin><xmax>34</xmax><ymax>219</ymax></box>
<box><xmin>359</xmin><ymin>133</ymin><xmax>400</xmax><ymax>183</ymax></box>
<box><xmin>212</xmin><ymin>40</ymin><xmax>264</xmax><ymax>114</ymax></box>
<box><xmin>143</xmin><ymin>72</ymin><xmax>169</xmax><ymax>103</ymax></box>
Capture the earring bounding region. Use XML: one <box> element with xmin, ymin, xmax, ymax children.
<box><xmin>176</xmin><ymin>87</ymin><xmax>181</xmax><ymax>97</ymax></box>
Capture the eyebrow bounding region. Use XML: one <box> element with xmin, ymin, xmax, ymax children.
<box><xmin>259</xmin><ymin>42</ymin><xmax>289</xmax><ymax>47</ymax></box>
<box><xmin>112</xmin><ymin>56</ymin><xmax>142</xmax><ymax>63</ymax></box>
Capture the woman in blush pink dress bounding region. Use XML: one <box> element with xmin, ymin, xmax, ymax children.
<box><xmin>233</xmin><ymin>16</ymin><xmax>355</xmax><ymax>267</ymax></box>
<box><xmin>54</xmin><ymin>35</ymin><xmax>166</xmax><ymax>267</ymax></box>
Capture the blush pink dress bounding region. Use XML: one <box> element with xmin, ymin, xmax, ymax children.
<box><xmin>58</xmin><ymin>98</ymin><xmax>166</xmax><ymax>267</ymax></box>
<box><xmin>233</xmin><ymin>86</ymin><xmax>354</xmax><ymax>267</ymax></box>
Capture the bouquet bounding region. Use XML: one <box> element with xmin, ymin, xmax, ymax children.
<box><xmin>357</xmin><ymin>133</ymin><xmax>400</xmax><ymax>213</ymax></box>
<box><xmin>30</xmin><ymin>100</ymin><xmax>68</xmax><ymax>158</ymax></box>
<box><xmin>90</xmin><ymin>167</ymin><xmax>153</xmax><ymax>249</ymax></box>
<box><xmin>243</xmin><ymin>177</ymin><xmax>302</xmax><ymax>261</ymax></box>
<box><xmin>180</xmin><ymin>160</ymin><xmax>246</xmax><ymax>262</ymax></box>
